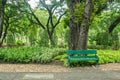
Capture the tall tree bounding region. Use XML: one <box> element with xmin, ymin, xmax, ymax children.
<box><xmin>67</xmin><ymin>0</ymin><xmax>117</xmax><ymax>50</ymax></box>
<box><xmin>68</xmin><ymin>0</ymin><xmax>80</xmax><ymax>50</ymax></box>
<box><xmin>0</xmin><ymin>0</ymin><xmax>7</xmax><ymax>45</ymax></box>
<box><xmin>23</xmin><ymin>0</ymin><xmax>66</xmax><ymax>46</ymax></box>
<box><xmin>0</xmin><ymin>0</ymin><xmax>30</xmax><ymax>45</ymax></box>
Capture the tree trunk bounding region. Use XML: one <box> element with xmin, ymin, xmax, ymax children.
<box><xmin>0</xmin><ymin>0</ymin><xmax>7</xmax><ymax>46</ymax></box>
<box><xmin>69</xmin><ymin>0</ymin><xmax>93</xmax><ymax>50</ymax></box>
<box><xmin>78</xmin><ymin>0</ymin><xmax>93</xmax><ymax>50</ymax></box>
<box><xmin>49</xmin><ymin>34</ymin><xmax>55</xmax><ymax>46</ymax></box>
<box><xmin>0</xmin><ymin>23</ymin><xmax>9</xmax><ymax>45</ymax></box>
<box><xmin>47</xmin><ymin>30</ymin><xmax>55</xmax><ymax>46</ymax></box>
<box><xmin>69</xmin><ymin>0</ymin><xmax>80</xmax><ymax>50</ymax></box>
<box><xmin>0</xmin><ymin>1</ymin><xmax>4</xmax><ymax>38</ymax></box>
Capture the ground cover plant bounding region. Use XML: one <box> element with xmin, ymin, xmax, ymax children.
<box><xmin>0</xmin><ymin>46</ymin><xmax>66</xmax><ymax>63</ymax></box>
<box><xmin>53</xmin><ymin>49</ymin><xmax>120</xmax><ymax>66</ymax></box>
<box><xmin>0</xmin><ymin>46</ymin><xmax>120</xmax><ymax>67</ymax></box>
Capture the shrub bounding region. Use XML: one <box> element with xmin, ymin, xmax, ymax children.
<box><xmin>0</xmin><ymin>46</ymin><xmax>66</xmax><ymax>63</ymax></box>
<box><xmin>0</xmin><ymin>46</ymin><xmax>41</xmax><ymax>63</ymax></box>
<box><xmin>32</xmin><ymin>47</ymin><xmax>66</xmax><ymax>63</ymax></box>
<box><xmin>54</xmin><ymin>49</ymin><xmax>120</xmax><ymax>66</ymax></box>
<box><xmin>98</xmin><ymin>50</ymin><xmax>120</xmax><ymax>64</ymax></box>
<box><xmin>0</xmin><ymin>46</ymin><xmax>120</xmax><ymax>66</ymax></box>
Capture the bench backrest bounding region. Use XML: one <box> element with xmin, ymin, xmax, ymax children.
<box><xmin>67</xmin><ymin>50</ymin><xmax>97</xmax><ymax>55</ymax></box>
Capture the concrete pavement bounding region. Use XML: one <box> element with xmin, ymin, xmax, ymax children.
<box><xmin>0</xmin><ymin>69</ymin><xmax>120</xmax><ymax>80</ymax></box>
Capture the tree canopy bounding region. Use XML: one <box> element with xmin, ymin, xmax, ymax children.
<box><xmin>0</xmin><ymin>0</ymin><xmax>120</xmax><ymax>49</ymax></box>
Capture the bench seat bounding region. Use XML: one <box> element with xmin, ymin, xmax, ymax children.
<box><xmin>69</xmin><ymin>56</ymin><xmax>99</xmax><ymax>62</ymax></box>
<box><xmin>67</xmin><ymin>50</ymin><xmax>99</xmax><ymax>67</ymax></box>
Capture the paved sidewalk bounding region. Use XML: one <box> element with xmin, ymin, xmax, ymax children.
<box><xmin>0</xmin><ymin>69</ymin><xmax>120</xmax><ymax>80</ymax></box>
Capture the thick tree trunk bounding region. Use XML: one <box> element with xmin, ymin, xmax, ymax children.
<box><xmin>69</xmin><ymin>0</ymin><xmax>93</xmax><ymax>50</ymax></box>
<box><xmin>69</xmin><ymin>0</ymin><xmax>80</xmax><ymax>50</ymax></box>
<box><xmin>78</xmin><ymin>0</ymin><xmax>93</xmax><ymax>50</ymax></box>
<box><xmin>69</xmin><ymin>22</ymin><xmax>80</xmax><ymax>50</ymax></box>
<box><xmin>78</xmin><ymin>26</ymin><xmax>89</xmax><ymax>49</ymax></box>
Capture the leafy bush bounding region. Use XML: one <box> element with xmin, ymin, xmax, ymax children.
<box><xmin>53</xmin><ymin>54</ymin><xmax>67</xmax><ymax>66</ymax></box>
<box><xmin>94</xmin><ymin>32</ymin><xmax>119</xmax><ymax>49</ymax></box>
<box><xmin>88</xmin><ymin>44</ymin><xmax>111</xmax><ymax>50</ymax></box>
<box><xmin>37</xmin><ymin>30</ymin><xmax>49</xmax><ymax>47</ymax></box>
<box><xmin>53</xmin><ymin>49</ymin><xmax>120</xmax><ymax>66</ymax></box>
<box><xmin>32</xmin><ymin>47</ymin><xmax>66</xmax><ymax>63</ymax></box>
<box><xmin>96</xmin><ymin>32</ymin><xmax>112</xmax><ymax>46</ymax></box>
<box><xmin>98</xmin><ymin>50</ymin><xmax>120</xmax><ymax>64</ymax></box>
<box><xmin>0</xmin><ymin>46</ymin><xmax>41</xmax><ymax>63</ymax></box>
<box><xmin>0</xmin><ymin>46</ymin><xmax>66</xmax><ymax>63</ymax></box>
<box><xmin>0</xmin><ymin>46</ymin><xmax>120</xmax><ymax>66</ymax></box>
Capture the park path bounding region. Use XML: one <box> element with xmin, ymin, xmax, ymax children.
<box><xmin>0</xmin><ymin>63</ymin><xmax>120</xmax><ymax>72</ymax></box>
<box><xmin>0</xmin><ymin>68</ymin><xmax>120</xmax><ymax>80</ymax></box>
<box><xmin>0</xmin><ymin>63</ymin><xmax>120</xmax><ymax>80</ymax></box>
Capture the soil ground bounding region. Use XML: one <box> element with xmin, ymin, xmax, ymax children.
<box><xmin>0</xmin><ymin>62</ymin><xmax>120</xmax><ymax>72</ymax></box>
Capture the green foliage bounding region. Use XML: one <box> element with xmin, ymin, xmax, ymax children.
<box><xmin>55</xmin><ymin>19</ymin><xmax>69</xmax><ymax>47</ymax></box>
<box><xmin>53</xmin><ymin>54</ymin><xmax>67</xmax><ymax>66</ymax></box>
<box><xmin>0</xmin><ymin>46</ymin><xmax>120</xmax><ymax>67</ymax></box>
<box><xmin>63</xmin><ymin>10</ymin><xmax>70</xmax><ymax>27</ymax></box>
<box><xmin>89</xmin><ymin>10</ymin><xmax>120</xmax><ymax>49</ymax></box>
<box><xmin>98</xmin><ymin>50</ymin><xmax>120</xmax><ymax>64</ymax></box>
<box><xmin>0</xmin><ymin>46</ymin><xmax>41</xmax><ymax>63</ymax></box>
<box><xmin>15</xmin><ymin>40</ymin><xmax>23</xmax><ymax>46</ymax></box>
<box><xmin>88</xmin><ymin>31</ymin><xmax>119</xmax><ymax>49</ymax></box>
<box><xmin>26</xmin><ymin>24</ymin><xmax>38</xmax><ymax>45</ymax></box>
<box><xmin>7</xmin><ymin>33</ymin><xmax>15</xmax><ymax>44</ymax></box>
<box><xmin>53</xmin><ymin>49</ymin><xmax>120</xmax><ymax>66</ymax></box>
<box><xmin>111</xmin><ymin>32</ymin><xmax>120</xmax><ymax>49</ymax></box>
<box><xmin>32</xmin><ymin>47</ymin><xmax>65</xmax><ymax>63</ymax></box>
<box><xmin>94</xmin><ymin>0</ymin><xmax>108</xmax><ymax>14</ymax></box>
<box><xmin>74</xmin><ymin>3</ymin><xmax>85</xmax><ymax>23</ymax></box>
<box><xmin>96</xmin><ymin>32</ymin><xmax>112</xmax><ymax>46</ymax></box>
<box><xmin>34</xmin><ymin>9</ymin><xmax>49</xmax><ymax>26</ymax></box>
<box><xmin>91</xmin><ymin>11</ymin><xmax>120</xmax><ymax>31</ymax></box>
<box><xmin>37</xmin><ymin>30</ymin><xmax>49</xmax><ymax>47</ymax></box>
<box><xmin>0</xmin><ymin>46</ymin><xmax>66</xmax><ymax>63</ymax></box>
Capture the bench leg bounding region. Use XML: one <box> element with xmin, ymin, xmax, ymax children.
<box><xmin>96</xmin><ymin>60</ymin><xmax>99</xmax><ymax>66</ymax></box>
<box><xmin>67</xmin><ymin>59</ymin><xmax>70</xmax><ymax>68</ymax></box>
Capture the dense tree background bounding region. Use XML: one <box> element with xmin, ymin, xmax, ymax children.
<box><xmin>0</xmin><ymin>0</ymin><xmax>120</xmax><ymax>50</ymax></box>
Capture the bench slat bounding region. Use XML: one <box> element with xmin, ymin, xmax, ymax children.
<box><xmin>67</xmin><ymin>50</ymin><xmax>97</xmax><ymax>54</ymax></box>
<box><xmin>70</xmin><ymin>58</ymin><xmax>98</xmax><ymax>62</ymax></box>
<box><xmin>70</xmin><ymin>57</ymin><xmax>98</xmax><ymax>60</ymax></box>
<box><xmin>70</xmin><ymin>56</ymin><xmax>98</xmax><ymax>59</ymax></box>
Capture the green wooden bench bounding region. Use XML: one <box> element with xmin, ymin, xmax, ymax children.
<box><xmin>67</xmin><ymin>50</ymin><xmax>99</xmax><ymax>67</ymax></box>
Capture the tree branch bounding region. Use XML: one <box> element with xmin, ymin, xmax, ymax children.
<box><xmin>53</xmin><ymin>11</ymin><xmax>67</xmax><ymax>28</ymax></box>
<box><xmin>24</xmin><ymin>0</ymin><xmax>45</xmax><ymax>29</ymax></box>
<box><xmin>108</xmin><ymin>16</ymin><xmax>120</xmax><ymax>33</ymax></box>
